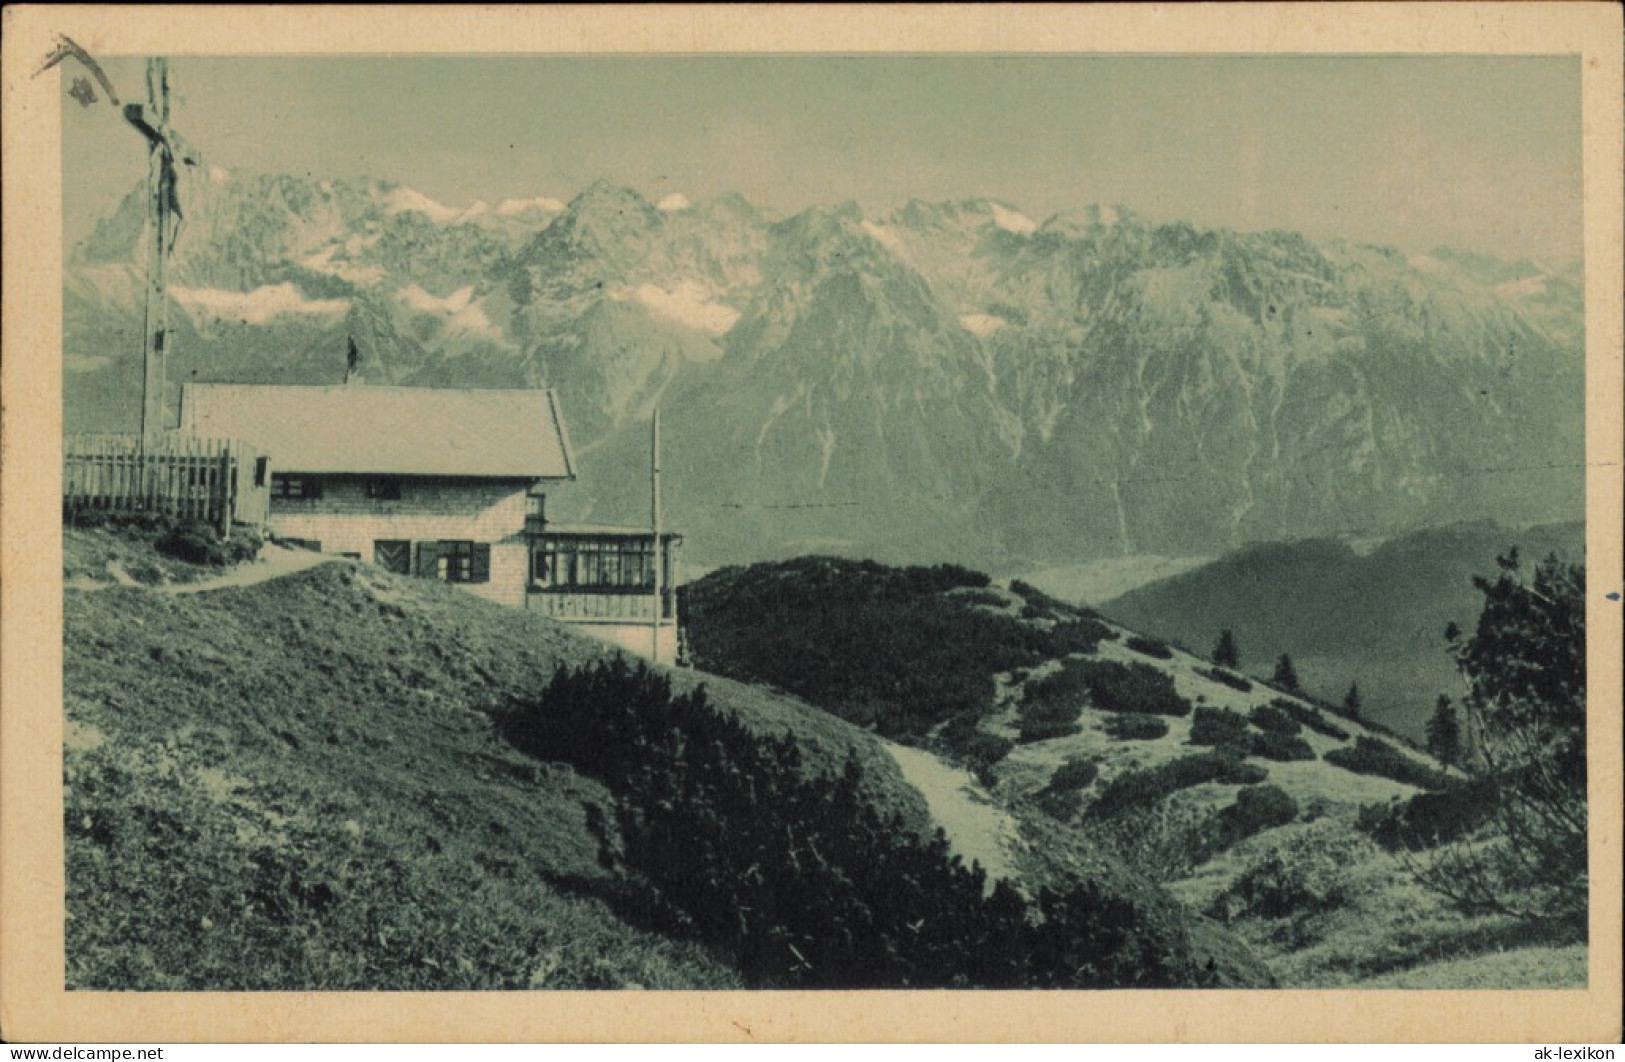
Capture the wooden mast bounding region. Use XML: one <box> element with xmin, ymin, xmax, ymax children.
<box><xmin>650</xmin><ymin>407</ymin><xmax>662</xmax><ymax>661</ymax></box>
<box><xmin>127</xmin><ymin>58</ymin><xmax>174</xmax><ymax>451</ymax></box>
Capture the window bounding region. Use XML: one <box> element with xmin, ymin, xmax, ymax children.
<box><xmin>270</xmin><ymin>474</ymin><xmax>323</xmax><ymax>500</ymax></box>
<box><xmin>414</xmin><ymin>540</ymin><xmax>490</xmax><ymax>584</ymax></box>
<box><xmin>365</xmin><ymin>478</ymin><xmax>402</xmax><ymax>500</ymax></box>
<box><xmin>253</xmin><ymin>456</ymin><xmax>269</xmax><ymax>488</ymax></box>
<box><xmin>532</xmin><ymin>537</ymin><xmax>656</xmax><ymax>592</ymax></box>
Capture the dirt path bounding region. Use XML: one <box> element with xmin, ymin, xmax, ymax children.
<box><xmin>165</xmin><ymin>545</ymin><xmax>340</xmax><ymax>594</ymax></box>
<box><xmin>883</xmin><ymin>741</ymin><xmax>1020</xmax><ymax>888</ymax></box>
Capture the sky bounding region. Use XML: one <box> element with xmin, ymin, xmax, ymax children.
<box><xmin>61</xmin><ymin>54</ymin><xmax>1583</xmax><ymax>263</ymax></box>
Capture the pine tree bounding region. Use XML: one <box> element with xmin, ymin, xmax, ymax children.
<box><xmin>1271</xmin><ymin>653</ymin><xmax>1300</xmax><ymax>693</ymax></box>
<box><xmin>1425</xmin><ymin>694</ymin><xmax>1462</xmax><ymax>767</ymax></box>
<box><xmin>1342</xmin><ymin>681</ymin><xmax>1362</xmax><ymax>719</ymax></box>
<box><xmin>1212</xmin><ymin>629</ymin><xmax>1240</xmax><ymax>669</ymax></box>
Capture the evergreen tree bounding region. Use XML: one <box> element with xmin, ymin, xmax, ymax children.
<box><xmin>1212</xmin><ymin>629</ymin><xmax>1240</xmax><ymax>669</ymax></box>
<box><xmin>1425</xmin><ymin>694</ymin><xmax>1462</xmax><ymax>767</ymax></box>
<box><xmin>1342</xmin><ymin>682</ymin><xmax>1363</xmax><ymax>719</ymax></box>
<box><xmin>1271</xmin><ymin>653</ymin><xmax>1301</xmax><ymax>693</ymax></box>
<box><xmin>1432</xmin><ymin>551</ymin><xmax>1587</xmax><ymax>924</ymax></box>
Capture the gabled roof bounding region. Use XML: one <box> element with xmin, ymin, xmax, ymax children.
<box><xmin>180</xmin><ymin>383</ymin><xmax>576</xmax><ymax>479</ymax></box>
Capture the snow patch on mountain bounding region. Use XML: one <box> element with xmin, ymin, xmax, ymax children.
<box><xmin>383</xmin><ymin>187</ymin><xmax>486</xmax><ymax>224</ymax></box>
<box><xmin>302</xmin><ymin>245</ymin><xmax>385</xmax><ymax>287</ymax></box>
<box><xmin>657</xmin><ymin>193</ymin><xmax>692</xmax><ymax>212</ymax></box>
<box><xmin>610</xmin><ymin>281</ymin><xmax>740</xmax><ymax>337</ymax></box>
<box><xmin>990</xmin><ymin>203</ymin><xmax>1037</xmax><ymax>235</ymax></box>
<box><xmin>959</xmin><ymin>313</ymin><xmax>1006</xmax><ymax>338</ymax></box>
<box><xmin>173</xmin><ymin>284</ymin><xmax>350</xmax><ymax>326</ymax></box>
<box><xmin>399</xmin><ymin>284</ymin><xmax>474</xmax><ymax>315</ymax></box>
<box><xmin>496</xmin><ymin>195</ymin><xmax>566</xmax><ymax>216</ymax></box>
<box><xmin>861</xmin><ymin>220</ymin><xmax>904</xmax><ymax>253</ymax></box>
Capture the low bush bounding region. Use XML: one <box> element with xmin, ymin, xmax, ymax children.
<box><xmin>1247</xmin><ymin>704</ymin><xmax>1300</xmax><ymax>736</ymax></box>
<box><xmin>1028</xmin><ymin>658</ymin><xmax>1191</xmax><ymax>718</ymax></box>
<box><xmin>937</xmin><ymin>714</ymin><xmax>1014</xmax><ymax>779</ymax></box>
<box><xmin>1101</xmin><ymin>713</ymin><xmax>1169</xmax><ymax>742</ymax></box>
<box><xmin>506</xmin><ymin>658</ymin><xmax>1206</xmax><ymax>988</ymax></box>
<box><xmin>1249</xmin><ymin>731</ymin><xmax>1316</xmax><ymax>762</ymax></box>
<box><xmin>1047</xmin><ymin>757</ymin><xmax>1100</xmax><ymax>793</ymax></box>
<box><xmin>1198</xmin><ymin>667</ymin><xmax>1253</xmax><ymax>693</ymax></box>
<box><xmin>1325</xmin><ymin>736</ymin><xmax>1452</xmax><ymax>791</ymax></box>
<box><xmin>1207</xmin><ymin>823</ymin><xmax>1372</xmax><ymax>922</ymax></box>
<box><xmin>1189</xmin><ymin>707</ymin><xmax>1251</xmax><ymax>749</ymax></box>
<box><xmin>682</xmin><ymin>558</ymin><xmax>1068</xmax><ymax>740</ymax></box>
<box><xmin>1357</xmin><ymin>777</ymin><xmax>1498</xmax><ymax>851</ymax></box>
<box><xmin>1125</xmin><ymin>635</ymin><xmax>1174</xmax><ymax>660</ymax></box>
<box><xmin>1017</xmin><ymin>719</ymin><xmax>1082</xmax><ymax>744</ymax></box>
<box><xmin>155</xmin><ymin>520</ymin><xmax>262</xmax><ymax>567</ymax></box>
<box><xmin>1091</xmin><ymin>751</ymin><xmax>1267</xmax><ymax>817</ymax></box>
<box><xmin>1219</xmin><ymin>785</ymin><xmax>1299</xmax><ymax>839</ymax></box>
<box><xmin>1271</xmin><ymin>698</ymin><xmax>1349</xmax><ymax>740</ymax></box>
<box><xmin>1009</xmin><ymin>580</ymin><xmax>1090</xmax><ymax>616</ymax></box>
<box><xmin>1045</xmin><ymin>618</ymin><xmax>1117</xmax><ymax>654</ymax></box>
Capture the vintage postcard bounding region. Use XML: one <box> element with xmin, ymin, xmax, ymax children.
<box><xmin>2</xmin><ymin>4</ymin><xmax>1620</xmax><ymax>1044</ymax></box>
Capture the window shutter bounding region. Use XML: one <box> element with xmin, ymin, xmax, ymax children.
<box><xmin>471</xmin><ymin>543</ymin><xmax>491</xmax><ymax>584</ymax></box>
<box><xmin>414</xmin><ymin>541</ymin><xmax>441</xmax><ymax>578</ymax></box>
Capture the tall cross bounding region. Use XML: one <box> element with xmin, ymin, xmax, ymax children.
<box><xmin>123</xmin><ymin>59</ymin><xmax>182</xmax><ymax>448</ymax></box>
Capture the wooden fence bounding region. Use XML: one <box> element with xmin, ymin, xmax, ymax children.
<box><xmin>63</xmin><ymin>433</ymin><xmax>269</xmax><ymax>531</ymax></box>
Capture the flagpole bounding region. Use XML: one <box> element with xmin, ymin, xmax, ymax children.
<box><xmin>650</xmin><ymin>408</ymin><xmax>662</xmax><ymax>662</ymax></box>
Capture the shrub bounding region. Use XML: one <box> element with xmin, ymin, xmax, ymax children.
<box><xmin>1047</xmin><ymin>757</ymin><xmax>1100</xmax><ymax>793</ymax></box>
<box><xmin>1101</xmin><ymin>713</ymin><xmax>1169</xmax><ymax>742</ymax></box>
<box><xmin>155</xmin><ymin>520</ymin><xmax>262</xmax><ymax>567</ymax></box>
<box><xmin>1208</xmin><ymin>824</ymin><xmax>1371</xmax><ymax>922</ymax></box>
<box><xmin>1029</xmin><ymin>658</ymin><xmax>1191</xmax><ymax>718</ymax></box>
<box><xmin>1091</xmin><ymin>751</ymin><xmax>1267</xmax><ymax>817</ymax></box>
<box><xmin>1045</xmin><ymin>617</ymin><xmax>1117</xmax><ymax>654</ymax></box>
<box><xmin>1358</xmin><ymin>777</ymin><xmax>1499</xmax><ymax>851</ymax></box>
<box><xmin>1271</xmin><ymin>698</ymin><xmax>1349</xmax><ymax>740</ymax></box>
<box><xmin>1189</xmin><ymin>707</ymin><xmax>1251</xmax><ymax>749</ymax></box>
<box><xmin>1198</xmin><ymin>667</ymin><xmax>1253</xmax><ymax>693</ymax></box>
<box><xmin>1125</xmin><ymin>635</ymin><xmax>1173</xmax><ymax>660</ymax></box>
<box><xmin>937</xmin><ymin>714</ymin><xmax>1014</xmax><ymax>778</ymax></box>
<box><xmin>682</xmin><ymin>558</ymin><xmax>1067</xmax><ymax>739</ymax></box>
<box><xmin>505</xmin><ymin>658</ymin><xmax>1205</xmax><ymax>988</ymax></box>
<box><xmin>1247</xmin><ymin>704</ymin><xmax>1300</xmax><ymax>736</ymax></box>
<box><xmin>1009</xmin><ymin>579</ymin><xmax>1092</xmax><ymax>616</ymax></box>
<box><xmin>1249</xmin><ymin>731</ymin><xmax>1315</xmax><ymax>762</ymax></box>
<box><xmin>953</xmin><ymin>588</ymin><xmax>1009</xmax><ymax>608</ymax></box>
<box><xmin>1017</xmin><ymin>719</ymin><xmax>1083</xmax><ymax>745</ymax></box>
<box><xmin>1325</xmin><ymin>736</ymin><xmax>1452</xmax><ymax>790</ymax></box>
<box><xmin>1215</xmin><ymin>785</ymin><xmax>1299</xmax><ymax>845</ymax></box>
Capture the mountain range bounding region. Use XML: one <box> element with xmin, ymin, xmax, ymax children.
<box><xmin>64</xmin><ymin>170</ymin><xmax>1585</xmax><ymax>567</ymax></box>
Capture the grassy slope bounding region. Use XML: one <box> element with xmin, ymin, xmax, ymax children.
<box><xmin>63</xmin><ymin>529</ymin><xmax>927</xmax><ymax>990</ymax></box>
<box><xmin>1098</xmin><ymin>521</ymin><xmax>1585</xmax><ymax>740</ymax></box>
<box><xmin>682</xmin><ymin>556</ymin><xmax>1585</xmax><ymax>989</ymax></box>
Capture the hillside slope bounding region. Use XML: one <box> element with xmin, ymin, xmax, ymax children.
<box><xmin>63</xmin><ymin>528</ymin><xmax>926</xmax><ymax>989</ymax></box>
<box><xmin>682</xmin><ymin>557</ymin><xmax>1586</xmax><ymax>988</ymax></box>
<box><xmin>65</xmin><ymin>527</ymin><xmax>1274</xmax><ymax>990</ymax></box>
<box><xmin>1097</xmin><ymin>520</ymin><xmax>1586</xmax><ymax>739</ymax></box>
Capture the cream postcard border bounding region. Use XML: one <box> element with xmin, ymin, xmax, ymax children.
<box><xmin>3</xmin><ymin>3</ymin><xmax>1620</xmax><ymax>1044</ymax></box>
